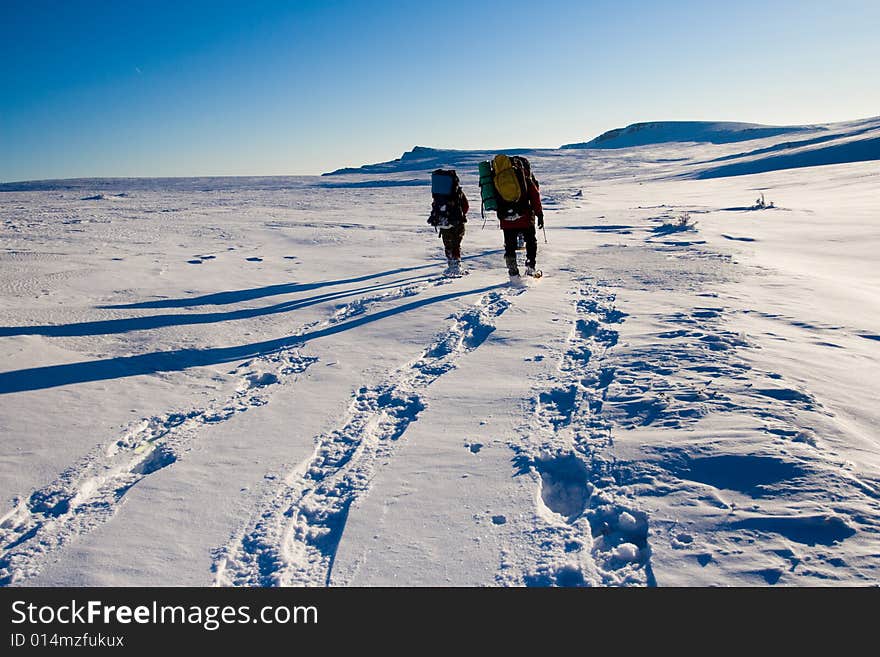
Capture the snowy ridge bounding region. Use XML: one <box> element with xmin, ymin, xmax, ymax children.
<box><xmin>323</xmin><ymin>145</ymin><xmax>537</xmax><ymax>177</ymax></box>
<box><xmin>320</xmin><ymin>116</ymin><xmax>880</xmax><ymax>183</ymax></box>
<box><xmin>562</xmin><ymin>121</ymin><xmax>809</xmax><ymax>150</ymax></box>
<box><xmin>693</xmin><ymin>120</ymin><xmax>880</xmax><ymax>179</ymax></box>
<box><xmin>213</xmin><ymin>287</ymin><xmax>520</xmax><ymax>586</ymax></box>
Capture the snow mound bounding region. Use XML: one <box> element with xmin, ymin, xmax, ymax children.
<box><xmin>618</xmin><ymin>511</ymin><xmax>639</xmax><ymax>532</ymax></box>
<box><xmin>611</xmin><ymin>543</ymin><xmax>641</xmax><ymax>563</ymax></box>
<box><xmin>562</xmin><ymin>121</ymin><xmax>809</xmax><ymax>149</ymax></box>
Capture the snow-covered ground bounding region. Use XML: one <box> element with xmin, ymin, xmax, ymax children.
<box><xmin>1</xmin><ymin>117</ymin><xmax>879</xmax><ymax>586</ymax></box>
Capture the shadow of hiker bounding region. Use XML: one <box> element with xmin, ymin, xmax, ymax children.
<box><xmin>0</xmin><ymin>283</ymin><xmax>506</xmax><ymax>394</ymax></box>
<box><xmin>0</xmin><ymin>250</ymin><xmax>506</xmax><ymax>338</ymax></box>
<box><xmin>0</xmin><ymin>274</ymin><xmax>433</xmax><ymax>338</ymax></box>
<box><xmin>99</xmin><ymin>249</ymin><xmax>504</xmax><ymax>310</ymax></box>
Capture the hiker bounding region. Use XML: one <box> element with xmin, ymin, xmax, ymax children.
<box><xmin>485</xmin><ymin>154</ymin><xmax>544</xmax><ymax>277</ymax></box>
<box><xmin>427</xmin><ymin>169</ymin><xmax>470</xmax><ymax>277</ymax></box>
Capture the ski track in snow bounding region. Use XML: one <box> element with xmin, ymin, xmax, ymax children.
<box><xmin>212</xmin><ymin>287</ymin><xmax>522</xmax><ymax>587</ymax></box>
<box><xmin>0</xmin><ymin>276</ymin><xmax>443</xmax><ymax>585</ymax></box>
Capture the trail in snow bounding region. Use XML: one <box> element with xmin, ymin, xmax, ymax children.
<box><xmin>213</xmin><ymin>287</ymin><xmax>521</xmax><ymax>587</ymax></box>
<box><xmin>0</xmin><ymin>276</ymin><xmax>443</xmax><ymax>585</ymax></box>
<box><xmin>499</xmin><ymin>279</ymin><xmax>653</xmax><ymax>586</ymax></box>
<box><xmin>498</xmin><ymin>226</ymin><xmax>880</xmax><ymax>586</ymax></box>
<box><xmin>567</xmin><ymin>234</ymin><xmax>880</xmax><ymax>584</ymax></box>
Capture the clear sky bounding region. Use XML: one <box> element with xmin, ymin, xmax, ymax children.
<box><xmin>2</xmin><ymin>0</ymin><xmax>879</xmax><ymax>181</ymax></box>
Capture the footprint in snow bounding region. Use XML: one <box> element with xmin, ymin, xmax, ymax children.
<box><xmin>534</xmin><ymin>453</ymin><xmax>590</xmax><ymax>522</ymax></box>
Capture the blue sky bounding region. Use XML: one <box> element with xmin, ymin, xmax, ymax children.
<box><xmin>2</xmin><ymin>0</ymin><xmax>879</xmax><ymax>180</ymax></box>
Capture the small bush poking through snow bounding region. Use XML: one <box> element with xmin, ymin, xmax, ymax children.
<box><xmin>652</xmin><ymin>212</ymin><xmax>698</xmax><ymax>235</ymax></box>
<box><xmin>753</xmin><ymin>193</ymin><xmax>775</xmax><ymax>209</ymax></box>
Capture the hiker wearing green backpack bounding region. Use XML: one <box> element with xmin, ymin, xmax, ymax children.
<box><xmin>480</xmin><ymin>155</ymin><xmax>544</xmax><ymax>277</ymax></box>
<box><xmin>428</xmin><ymin>169</ymin><xmax>470</xmax><ymax>277</ymax></box>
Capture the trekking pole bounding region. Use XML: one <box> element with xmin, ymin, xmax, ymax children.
<box><xmin>542</xmin><ymin>226</ymin><xmax>548</xmax><ymax>243</ymax></box>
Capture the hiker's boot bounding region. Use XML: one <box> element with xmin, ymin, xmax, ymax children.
<box><xmin>444</xmin><ymin>258</ymin><xmax>461</xmax><ymax>277</ymax></box>
<box><xmin>505</xmin><ymin>255</ymin><xmax>520</xmax><ymax>277</ymax></box>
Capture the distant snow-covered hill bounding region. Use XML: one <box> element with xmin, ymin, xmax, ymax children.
<box><xmin>323</xmin><ymin>146</ymin><xmax>538</xmax><ymax>176</ymax></box>
<box><xmin>323</xmin><ymin>116</ymin><xmax>880</xmax><ymax>182</ymax></box>
<box><xmin>561</xmin><ymin>121</ymin><xmax>810</xmax><ymax>149</ymax></box>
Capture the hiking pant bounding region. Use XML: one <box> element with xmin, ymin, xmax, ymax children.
<box><xmin>503</xmin><ymin>226</ymin><xmax>537</xmax><ymax>267</ymax></box>
<box><xmin>441</xmin><ymin>224</ymin><xmax>465</xmax><ymax>260</ymax></box>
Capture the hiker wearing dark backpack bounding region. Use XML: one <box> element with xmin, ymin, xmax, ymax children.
<box><xmin>485</xmin><ymin>154</ymin><xmax>544</xmax><ymax>277</ymax></box>
<box><xmin>428</xmin><ymin>169</ymin><xmax>470</xmax><ymax>277</ymax></box>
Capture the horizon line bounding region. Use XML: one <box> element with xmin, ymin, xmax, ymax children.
<box><xmin>5</xmin><ymin>114</ymin><xmax>877</xmax><ymax>185</ymax></box>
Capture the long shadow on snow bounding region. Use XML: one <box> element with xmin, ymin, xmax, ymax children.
<box><xmin>99</xmin><ymin>250</ymin><xmax>502</xmax><ymax>310</ymax></box>
<box><xmin>0</xmin><ymin>274</ymin><xmax>432</xmax><ymax>338</ymax></box>
<box><xmin>0</xmin><ymin>284</ymin><xmax>504</xmax><ymax>394</ymax></box>
<box><xmin>558</xmin><ymin>225</ymin><xmax>637</xmax><ymax>233</ymax></box>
